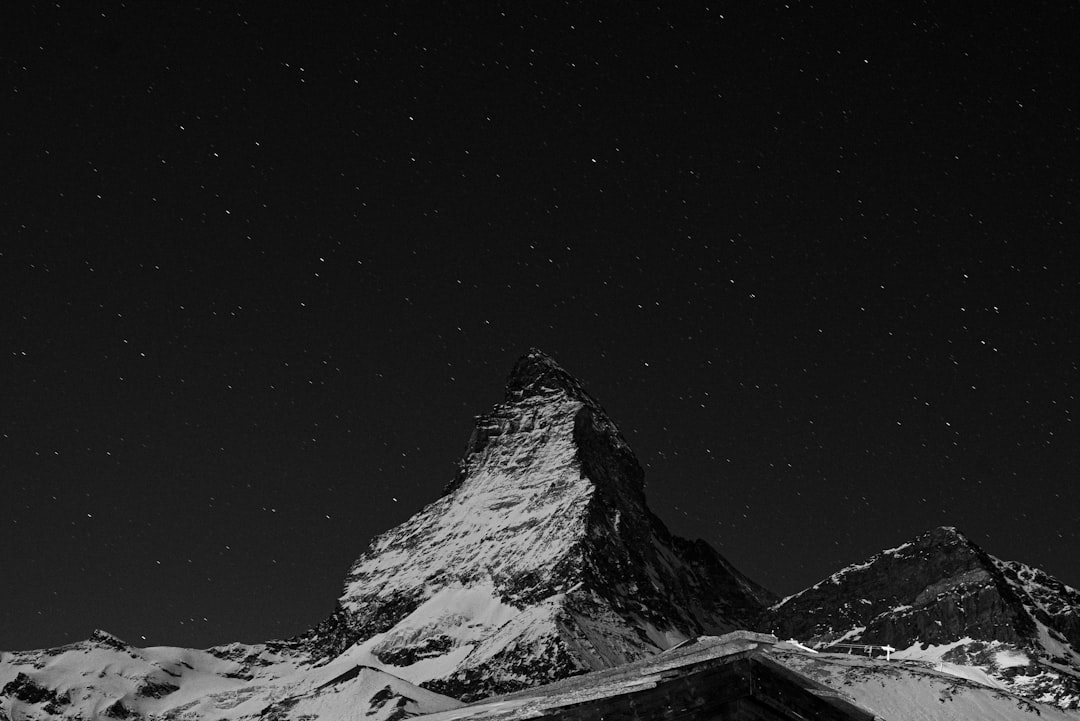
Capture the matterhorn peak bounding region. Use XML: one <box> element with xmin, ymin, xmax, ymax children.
<box><xmin>504</xmin><ymin>348</ymin><xmax>595</xmax><ymax>404</ymax></box>
<box><xmin>924</xmin><ymin>524</ymin><xmax>968</xmax><ymax>542</ymax></box>
<box><xmin>302</xmin><ymin>350</ymin><xmax>772</xmax><ymax>700</ymax></box>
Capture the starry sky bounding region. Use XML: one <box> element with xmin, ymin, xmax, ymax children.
<box><xmin>4</xmin><ymin>2</ymin><xmax>1079</xmax><ymax>651</ymax></box>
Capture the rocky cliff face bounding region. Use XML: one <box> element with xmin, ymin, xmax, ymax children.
<box><xmin>762</xmin><ymin>526</ymin><xmax>1080</xmax><ymax>709</ymax></box>
<box><xmin>301</xmin><ymin>349</ymin><xmax>773</xmax><ymax>700</ymax></box>
<box><xmin>763</xmin><ymin>527</ymin><xmax>1031</xmax><ymax>648</ymax></box>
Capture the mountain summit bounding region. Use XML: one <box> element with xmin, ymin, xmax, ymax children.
<box><xmin>303</xmin><ymin>349</ymin><xmax>773</xmax><ymax>699</ymax></box>
<box><xmin>504</xmin><ymin>347</ymin><xmax>596</xmax><ymax>402</ymax></box>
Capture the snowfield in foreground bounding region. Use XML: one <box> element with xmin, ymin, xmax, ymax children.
<box><xmin>775</xmin><ymin>648</ymin><xmax>1080</xmax><ymax>721</ymax></box>
<box><xmin>0</xmin><ymin>631</ymin><xmax>462</xmax><ymax>721</ymax></box>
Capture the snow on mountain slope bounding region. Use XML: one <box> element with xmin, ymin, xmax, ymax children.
<box><xmin>0</xmin><ymin>630</ymin><xmax>461</xmax><ymax>721</ymax></box>
<box><xmin>763</xmin><ymin>526</ymin><xmax>1080</xmax><ymax>710</ymax></box>
<box><xmin>258</xmin><ymin>665</ymin><xmax>462</xmax><ymax>721</ymax></box>
<box><xmin>773</xmin><ymin>648</ymin><xmax>1080</xmax><ymax>721</ymax></box>
<box><xmin>300</xmin><ymin>349</ymin><xmax>773</xmax><ymax>700</ymax></box>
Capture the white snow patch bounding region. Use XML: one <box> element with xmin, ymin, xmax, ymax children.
<box><xmin>891</xmin><ymin>637</ymin><xmax>976</xmax><ymax>663</ymax></box>
<box><xmin>882</xmin><ymin>541</ymin><xmax>913</xmax><ymax>556</ymax></box>
<box><xmin>995</xmin><ymin>649</ymin><xmax>1032</xmax><ymax>669</ymax></box>
<box><xmin>822</xmin><ymin>626</ymin><xmax>866</xmax><ymax>647</ymax></box>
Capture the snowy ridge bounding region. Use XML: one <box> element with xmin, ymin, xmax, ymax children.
<box><xmin>0</xmin><ymin>632</ymin><xmax>461</xmax><ymax>721</ymax></box>
<box><xmin>771</xmin><ymin>538</ymin><xmax>917</xmax><ymax>610</ymax></box>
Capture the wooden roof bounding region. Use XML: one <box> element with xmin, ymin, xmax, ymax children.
<box><xmin>417</xmin><ymin>631</ymin><xmax>881</xmax><ymax>720</ymax></box>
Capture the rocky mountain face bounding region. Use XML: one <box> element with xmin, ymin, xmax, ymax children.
<box><xmin>2</xmin><ymin>349</ymin><xmax>772</xmax><ymax>719</ymax></box>
<box><xmin>299</xmin><ymin>349</ymin><xmax>773</xmax><ymax>700</ymax></box>
<box><xmin>762</xmin><ymin>526</ymin><xmax>1080</xmax><ymax>709</ymax></box>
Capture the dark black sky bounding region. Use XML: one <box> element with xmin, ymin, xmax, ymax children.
<box><xmin>4</xmin><ymin>2</ymin><xmax>1079</xmax><ymax>651</ymax></box>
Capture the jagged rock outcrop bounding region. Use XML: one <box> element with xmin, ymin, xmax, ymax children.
<box><xmin>303</xmin><ymin>349</ymin><xmax>773</xmax><ymax>700</ymax></box>
<box><xmin>762</xmin><ymin>526</ymin><xmax>1080</xmax><ymax>709</ymax></box>
<box><xmin>1</xmin><ymin>673</ymin><xmax>70</xmax><ymax>714</ymax></box>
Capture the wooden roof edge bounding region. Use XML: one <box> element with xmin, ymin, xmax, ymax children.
<box><xmin>642</xmin><ymin>631</ymin><xmax>778</xmax><ymax>676</ymax></box>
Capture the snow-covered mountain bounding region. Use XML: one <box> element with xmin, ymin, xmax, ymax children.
<box><xmin>297</xmin><ymin>349</ymin><xmax>773</xmax><ymax>699</ymax></box>
<box><xmin>762</xmin><ymin>526</ymin><xmax>1080</xmax><ymax>710</ymax></box>
<box><xmin>2</xmin><ymin>349</ymin><xmax>772</xmax><ymax>718</ymax></box>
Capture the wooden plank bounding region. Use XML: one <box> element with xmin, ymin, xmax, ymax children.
<box><xmin>544</xmin><ymin>658</ymin><xmax>755</xmax><ymax>720</ymax></box>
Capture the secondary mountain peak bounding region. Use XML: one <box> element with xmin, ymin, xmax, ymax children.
<box><xmin>764</xmin><ymin>526</ymin><xmax>1028</xmax><ymax>645</ymax></box>
<box><xmin>763</xmin><ymin>525</ymin><xmax>1080</xmax><ymax>709</ymax></box>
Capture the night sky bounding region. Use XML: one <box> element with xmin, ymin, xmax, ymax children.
<box><xmin>4</xmin><ymin>2</ymin><xmax>1079</xmax><ymax>652</ymax></box>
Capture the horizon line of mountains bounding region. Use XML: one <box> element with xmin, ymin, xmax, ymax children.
<box><xmin>4</xmin><ymin>348</ymin><xmax>1079</xmax><ymax>719</ymax></box>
